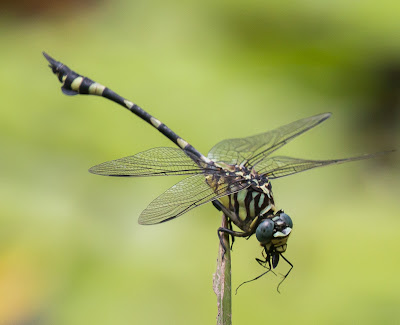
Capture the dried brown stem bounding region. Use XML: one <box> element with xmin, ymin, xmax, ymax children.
<box><xmin>213</xmin><ymin>214</ymin><xmax>232</xmax><ymax>325</ymax></box>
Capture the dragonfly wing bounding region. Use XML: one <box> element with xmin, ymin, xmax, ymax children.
<box><xmin>138</xmin><ymin>173</ymin><xmax>250</xmax><ymax>225</ymax></box>
<box><xmin>207</xmin><ymin>113</ymin><xmax>331</xmax><ymax>165</ymax></box>
<box><xmin>257</xmin><ymin>154</ymin><xmax>379</xmax><ymax>179</ymax></box>
<box><xmin>89</xmin><ymin>147</ymin><xmax>208</xmax><ymax>177</ymax></box>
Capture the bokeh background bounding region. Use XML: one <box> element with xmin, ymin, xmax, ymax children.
<box><xmin>1</xmin><ymin>0</ymin><xmax>399</xmax><ymax>324</ymax></box>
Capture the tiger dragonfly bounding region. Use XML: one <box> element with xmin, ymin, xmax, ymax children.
<box><xmin>43</xmin><ymin>52</ymin><xmax>378</xmax><ymax>289</ymax></box>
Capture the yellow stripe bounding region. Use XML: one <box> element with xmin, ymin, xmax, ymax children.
<box><xmin>124</xmin><ymin>100</ymin><xmax>134</xmax><ymax>108</ymax></box>
<box><xmin>258</xmin><ymin>194</ymin><xmax>265</xmax><ymax>208</ymax></box>
<box><xmin>237</xmin><ymin>190</ymin><xmax>247</xmax><ymax>204</ymax></box>
<box><xmin>259</xmin><ymin>204</ymin><xmax>272</xmax><ymax>216</ymax></box>
<box><xmin>88</xmin><ymin>82</ymin><xmax>105</xmax><ymax>96</ymax></box>
<box><xmin>236</xmin><ymin>190</ymin><xmax>248</xmax><ymax>220</ymax></box>
<box><xmin>177</xmin><ymin>138</ymin><xmax>188</xmax><ymax>149</ymax></box>
<box><xmin>150</xmin><ymin>117</ymin><xmax>162</xmax><ymax>128</ymax></box>
<box><xmin>238</xmin><ymin>206</ymin><xmax>247</xmax><ymax>221</ymax></box>
<box><xmin>71</xmin><ymin>77</ymin><xmax>83</xmax><ymax>91</ymax></box>
<box><xmin>249</xmin><ymin>199</ymin><xmax>255</xmax><ymax>217</ymax></box>
<box><xmin>249</xmin><ymin>216</ymin><xmax>259</xmax><ymax>230</ymax></box>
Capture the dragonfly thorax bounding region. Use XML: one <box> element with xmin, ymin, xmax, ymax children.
<box><xmin>249</xmin><ymin>172</ymin><xmax>272</xmax><ymax>196</ymax></box>
<box><xmin>214</xmin><ymin>163</ymin><xmax>276</xmax><ymax>232</ymax></box>
<box><xmin>214</xmin><ymin>162</ymin><xmax>273</xmax><ymax>194</ymax></box>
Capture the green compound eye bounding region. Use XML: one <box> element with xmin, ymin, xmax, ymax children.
<box><xmin>256</xmin><ymin>219</ymin><xmax>274</xmax><ymax>244</ymax></box>
<box><xmin>280</xmin><ymin>213</ymin><xmax>293</xmax><ymax>229</ymax></box>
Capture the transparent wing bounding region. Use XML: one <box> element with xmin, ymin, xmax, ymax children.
<box><xmin>207</xmin><ymin>113</ymin><xmax>331</xmax><ymax>166</ymax></box>
<box><xmin>257</xmin><ymin>154</ymin><xmax>380</xmax><ymax>179</ymax></box>
<box><xmin>89</xmin><ymin>147</ymin><xmax>208</xmax><ymax>177</ymax></box>
<box><xmin>138</xmin><ymin>173</ymin><xmax>250</xmax><ymax>225</ymax></box>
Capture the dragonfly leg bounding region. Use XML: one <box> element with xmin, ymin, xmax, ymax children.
<box><xmin>212</xmin><ymin>200</ymin><xmax>222</xmax><ymax>211</ymax></box>
<box><xmin>212</xmin><ymin>200</ymin><xmax>239</xmax><ymax>223</ymax></box>
<box><xmin>276</xmin><ymin>253</ymin><xmax>294</xmax><ymax>293</ymax></box>
<box><xmin>217</xmin><ymin>227</ymin><xmax>252</xmax><ymax>259</ymax></box>
<box><xmin>227</xmin><ymin>219</ymin><xmax>235</xmax><ymax>250</ymax></box>
<box><xmin>212</xmin><ymin>199</ymin><xmax>237</xmax><ymax>250</ymax></box>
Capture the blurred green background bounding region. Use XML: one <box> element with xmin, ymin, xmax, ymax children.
<box><xmin>1</xmin><ymin>0</ymin><xmax>399</xmax><ymax>324</ymax></box>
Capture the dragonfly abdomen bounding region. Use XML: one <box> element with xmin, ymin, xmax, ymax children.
<box><xmin>42</xmin><ymin>52</ymin><xmax>210</xmax><ymax>166</ymax></box>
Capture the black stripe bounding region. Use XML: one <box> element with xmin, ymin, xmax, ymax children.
<box><xmin>228</xmin><ymin>194</ymin><xmax>233</xmax><ymax>211</ymax></box>
<box><xmin>267</xmin><ymin>182</ymin><xmax>275</xmax><ymax>205</ymax></box>
<box><xmin>254</xmin><ymin>192</ymin><xmax>261</xmax><ymax>216</ymax></box>
<box><xmin>258</xmin><ymin>193</ymin><xmax>268</xmax><ymax>214</ymax></box>
<box><xmin>79</xmin><ymin>77</ymin><xmax>93</xmax><ymax>94</ymax></box>
<box><xmin>244</xmin><ymin>190</ymin><xmax>252</xmax><ymax>218</ymax></box>
<box><xmin>62</xmin><ymin>70</ymin><xmax>79</xmax><ymax>91</ymax></box>
<box><xmin>233</xmin><ymin>192</ymin><xmax>239</xmax><ymax>215</ymax></box>
<box><xmin>158</xmin><ymin>124</ymin><xmax>180</xmax><ymax>144</ymax></box>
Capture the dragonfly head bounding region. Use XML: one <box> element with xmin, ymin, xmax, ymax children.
<box><xmin>256</xmin><ymin>212</ymin><xmax>293</xmax><ymax>256</ymax></box>
<box><xmin>236</xmin><ymin>212</ymin><xmax>294</xmax><ymax>294</ymax></box>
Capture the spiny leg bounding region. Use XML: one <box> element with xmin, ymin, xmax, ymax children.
<box><xmin>212</xmin><ymin>200</ymin><xmax>237</xmax><ymax>250</ymax></box>
<box><xmin>255</xmin><ymin>246</ymin><xmax>269</xmax><ymax>267</ymax></box>
<box><xmin>276</xmin><ymin>253</ymin><xmax>293</xmax><ymax>293</ymax></box>
<box><xmin>227</xmin><ymin>218</ymin><xmax>235</xmax><ymax>250</ymax></box>
<box><xmin>235</xmin><ymin>268</ymin><xmax>274</xmax><ymax>295</ymax></box>
<box><xmin>211</xmin><ymin>200</ymin><xmax>222</xmax><ymax>212</ymax></box>
<box><xmin>255</xmin><ymin>248</ymin><xmax>276</xmax><ymax>275</ymax></box>
<box><xmin>217</xmin><ymin>227</ymin><xmax>251</xmax><ymax>259</ymax></box>
<box><xmin>236</xmin><ymin>247</ymin><xmax>278</xmax><ymax>294</ymax></box>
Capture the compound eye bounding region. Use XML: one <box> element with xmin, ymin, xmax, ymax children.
<box><xmin>256</xmin><ymin>219</ymin><xmax>274</xmax><ymax>244</ymax></box>
<box><xmin>280</xmin><ymin>213</ymin><xmax>293</xmax><ymax>228</ymax></box>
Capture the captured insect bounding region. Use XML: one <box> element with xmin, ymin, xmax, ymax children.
<box><xmin>43</xmin><ymin>52</ymin><xmax>384</xmax><ymax>291</ymax></box>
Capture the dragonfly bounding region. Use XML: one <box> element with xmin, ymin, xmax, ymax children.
<box><xmin>43</xmin><ymin>52</ymin><xmax>380</xmax><ymax>290</ymax></box>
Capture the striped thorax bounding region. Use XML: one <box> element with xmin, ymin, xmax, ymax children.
<box><xmin>206</xmin><ymin>161</ymin><xmax>276</xmax><ymax>232</ymax></box>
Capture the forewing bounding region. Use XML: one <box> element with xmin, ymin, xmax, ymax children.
<box><xmin>257</xmin><ymin>154</ymin><xmax>379</xmax><ymax>179</ymax></box>
<box><xmin>207</xmin><ymin>113</ymin><xmax>331</xmax><ymax>165</ymax></box>
<box><xmin>89</xmin><ymin>147</ymin><xmax>205</xmax><ymax>177</ymax></box>
<box><xmin>138</xmin><ymin>173</ymin><xmax>250</xmax><ymax>225</ymax></box>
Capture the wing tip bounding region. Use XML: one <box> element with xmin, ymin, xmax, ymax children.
<box><xmin>88</xmin><ymin>166</ymin><xmax>112</xmax><ymax>176</ymax></box>
<box><xmin>88</xmin><ymin>165</ymin><xmax>130</xmax><ymax>177</ymax></box>
<box><xmin>88</xmin><ymin>166</ymin><xmax>107</xmax><ymax>175</ymax></box>
<box><xmin>315</xmin><ymin>112</ymin><xmax>332</xmax><ymax>122</ymax></box>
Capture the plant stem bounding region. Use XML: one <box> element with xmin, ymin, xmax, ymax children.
<box><xmin>213</xmin><ymin>214</ymin><xmax>232</xmax><ymax>325</ymax></box>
